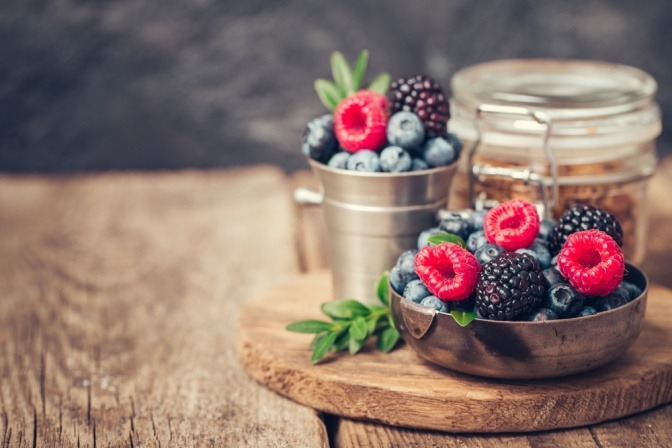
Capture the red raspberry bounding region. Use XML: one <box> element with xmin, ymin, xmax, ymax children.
<box><xmin>484</xmin><ymin>199</ymin><xmax>540</xmax><ymax>251</ymax></box>
<box><xmin>557</xmin><ymin>229</ymin><xmax>625</xmax><ymax>297</ymax></box>
<box><xmin>414</xmin><ymin>243</ymin><xmax>480</xmax><ymax>301</ymax></box>
<box><xmin>334</xmin><ymin>91</ymin><xmax>388</xmax><ymax>153</ymax></box>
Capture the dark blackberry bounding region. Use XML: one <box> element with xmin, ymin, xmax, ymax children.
<box><xmin>388</xmin><ymin>75</ymin><xmax>450</xmax><ymax>137</ymax></box>
<box><xmin>548</xmin><ymin>204</ymin><xmax>623</xmax><ymax>255</ymax></box>
<box><xmin>475</xmin><ymin>253</ymin><xmax>546</xmax><ymax>321</ymax></box>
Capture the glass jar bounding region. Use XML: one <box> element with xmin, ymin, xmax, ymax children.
<box><xmin>448</xmin><ymin>59</ymin><xmax>661</xmax><ymax>263</ymax></box>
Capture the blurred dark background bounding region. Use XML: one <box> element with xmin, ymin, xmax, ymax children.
<box><xmin>1</xmin><ymin>0</ymin><xmax>670</xmax><ymax>173</ymax></box>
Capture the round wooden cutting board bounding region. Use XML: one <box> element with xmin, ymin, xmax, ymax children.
<box><xmin>236</xmin><ymin>271</ymin><xmax>672</xmax><ymax>433</ymax></box>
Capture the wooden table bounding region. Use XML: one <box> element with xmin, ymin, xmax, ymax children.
<box><xmin>1</xmin><ymin>159</ymin><xmax>671</xmax><ymax>447</ymax></box>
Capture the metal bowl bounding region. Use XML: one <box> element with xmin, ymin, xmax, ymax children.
<box><xmin>391</xmin><ymin>263</ymin><xmax>648</xmax><ymax>379</ymax></box>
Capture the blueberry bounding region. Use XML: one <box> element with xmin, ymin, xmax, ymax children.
<box><xmin>448</xmin><ymin>295</ymin><xmax>476</xmax><ymax>312</ymax></box>
<box><xmin>422</xmin><ymin>137</ymin><xmax>457</xmax><ymax>168</ymax></box>
<box><xmin>389</xmin><ymin>267</ymin><xmax>405</xmax><ymax>294</ymax></box>
<box><xmin>395</xmin><ymin>249</ymin><xmax>419</xmax><ymax>288</ymax></box>
<box><xmin>466</xmin><ymin>230</ymin><xmax>488</xmax><ymax>253</ymax></box>
<box><xmin>411</xmin><ymin>157</ymin><xmax>429</xmax><ymax>171</ymax></box>
<box><xmin>403</xmin><ymin>279</ymin><xmax>431</xmax><ymax>304</ymax></box>
<box><xmin>541</xmin><ymin>267</ymin><xmax>565</xmax><ymax>289</ymax></box>
<box><xmin>420</xmin><ymin>296</ymin><xmax>448</xmax><ymax>313</ymax></box>
<box><xmin>528</xmin><ymin>308</ymin><xmax>558</xmax><ymax>322</ymax></box>
<box><xmin>346</xmin><ymin>150</ymin><xmax>380</xmax><ymax>172</ymax></box>
<box><xmin>620</xmin><ymin>281</ymin><xmax>643</xmax><ymax>301</ymax></box>
<box><xmin>474</xmin><ymin>244</ymin><xmax>506</xmax><ymax>265</ymax></box>
<box><xmin>546</xmin><ymin>283</ymin><xmax>585</xmax><ymax>318</ymax></box>
<box><xmin>579</xmin><ymin>306</ymin><xmax>597</xmax><ymax>317</ymax></box>
<box><xmin>386</xmin><ymin>112</ymin><xmax>425</xmax><ymax>150</ymax></box>
<box><xmin>468</xmin><ymin>210</ymin><xmax>487</xmax><ymax>231</ymax></box>
<box><xmin>301</xmin><ymin>114</ymin><xmax>338</xmax><ymax>163</ymax></box>
<box><xmin>327</xmin><ymin>151</ymin><xmax>350</xmax><ymax>169</ymax></box>
<box><xmin>538</xmin><ymin>218</ymin><xmax>557</xmax><ymax>241</ymax></box>
<box><xmin>596</xmin><ymin>289</ymin><xmax>629</xmax><ymax>312</ymax></box>
<box><xmin>518</xmin><ymin>242</ymin><xmax>551</xmax><ymax>269</ymax></box>
<box><xmin>444</xmin><ymin>132</ymin><xmax>463</xmax><ymax>157</ymax></box>
<box><xmin>379</xmin><ymin>146</ymin><xmax>412</xmax><ymax>173</ymax></box>
<box><xmin>417</xmin><ymin>227</ymin><xmax>443</xmax><ymax>249</ymax></box>
<box><xmin>439</xmin><ymin>214</ymin><xmax>471</xmax><ymax>240</ymax></box>
<box><xmin>550</xmin><ymin>255</ymin><xmax>558</xmax><ymax>267</ymax></box>
<box><xmin>533</xmin><ymin>237</ymin><xmax>549</xmax><ymax>248</ymax></box>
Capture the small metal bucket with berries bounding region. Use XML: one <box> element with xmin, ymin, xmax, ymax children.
<box><xmin>296</xmin><ymin>50</ymin><xmax>462</xmax><ymax>303</ymax></box>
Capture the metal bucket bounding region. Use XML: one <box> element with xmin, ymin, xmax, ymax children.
<box><xmin>295</xmin><ymin>159</ymin><xmax>458</xmax><ymax>303</ymax></box>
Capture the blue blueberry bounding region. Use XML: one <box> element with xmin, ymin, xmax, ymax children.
<box><xmin>417</xmin><ymin>227</ymin><xmax>443</xmax><ymax>249</ymax></box>
<box><xmin>379</xmin><ymin>146</ymin><xmax>412</xmax><ymax>173</ymax></box>
<box><xmin>468</xmin><ymin>210</ymin><xmax>487</xmax><ymax>231</ymax></box>
<box><xmin>528</xmin><ymin>308</ymin><xmax>558</xmax><ymax>322</ymax></box>
<box><xmin>346</xmin><ymin>150</ymin><xmax>380</xmax><ymax>172</ymax></box>
<box><xmin>444</xmin><ymin>132</ymin><xmax>463</xmax><ymax>157</ymax></box>
<box><xmin>411</xmin><ymin>157</ymin><xmax>429</xmax><ymax>171</ymax></box>
<box><xmin>546</xmin><ymin>283</ymin><xmax>585</xmax><ymax>318</ymax></box>
<box><xmin>439</xmin><ymin>214</ymin><xmax>472</xmax><ymax>240</ymax></box>
<box><xmin>403</xmin><ymin>279</ymin><xmax>431</xmax><ymax>304</ymax></box>
<box><xmin>327</xmin><ymin>151</ymin><xmax>350</xmax><ymax>169</ymax></box>
<box><xmin>389</xmin><ymin>267</ymin><xmax>405</xmax><ymax>294</ymax></box>
<box><xmin>538</xmin><ymin>218</ymin><xmax>557</xmax><ymax>241</ymax></box>
<box><xmin>420</xmin><ymin>295</ymin><xmax>448</xmax><ymax>313</ymax></box>
<box><xmin>395</xmin><ymin>249</ymin><xmax>419</xmax><ymax>288</ymax></box>
<box><xmin>518</xmin><ymin>242</ymin><xmax>551</xmax><ymax>269</ymax></box>
<box><xmin>466</xmin><ymin>230</ymin><xmax>488</xmax><ymax>253</ymax></box>
<box><xmin>541</xmin><ymin>267</ymin><xmax>565</xmax><ymax>289</ymax></box>
<box><xmin>596</xmin><ymin>289</ymin><xmax>629</xmax><ymax>312</ymax></box>
<box><xmin>386</xmin><ymin>112</ymin><xmax>425</xmax><ymax>150</ymax></box>
<box><xmin>301</xmin><ymin>114</ymin><xmax>338</xmax><ymax>163</ymax></box>
<box><xmin>579</xmin><ymin>306</ymin><xmax>597</xmax><ymax>317</ymax></box>
<box><xmin>620</xmin><ymin>281</ymin><xmax>643</xmax><ymax>301</ymax></box>
<box><xmin>474</xmin><ymin>244</ymin><xmax>506</xmax><ymax>265</ymax></box>
<box><xmin>422</xmin><ymin>137</ymin><xmax>457</xmax><ymax>168</ymax></box>
<box><xmin>550</xmin><ymin>255</ymin><xmax>558</xmax><ymax>267</ymax></box>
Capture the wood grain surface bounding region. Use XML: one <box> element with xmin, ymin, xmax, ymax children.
<box><xmin>0</xmin><ymin>168</ymin><xmax>328</xmax><ymax>447</ymax></box>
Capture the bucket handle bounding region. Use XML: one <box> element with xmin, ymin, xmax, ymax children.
<box><xmin>294</xmin><ymin>187</ymin><xmax>323</xmax><ymax>206</ymax></box>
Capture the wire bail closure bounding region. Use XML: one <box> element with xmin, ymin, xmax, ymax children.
<box><xmin>467</xmin><ymin>104</ymin><xmax>559</xmax><ymax>219</ymax></box>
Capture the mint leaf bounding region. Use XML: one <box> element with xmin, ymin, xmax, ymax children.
<box><xmin>376</xmin><ymin>271</ymin><xmax>390</xmax><ymax>306</ymax></box>
<box><xmin>348</xmin><ymin>336</ymin><xmax>365</xmax><ymax>355</ymax></box>
<box><xmin>427</xmin><ymin>232</ymin><xmax>467</xmax><ymax>249</ymax></box>
<box><xmin>321</xmin><ymin>299</ymin><xmax>370</xmax><ymax>320</ymax></box>
<box><xmin>311</xmin><ymin>332</ymin><xmax>327</xmax><ymax>350</ymax></box>
<box><xmin>330</xmin><ymin>51</ymin><xmax>354</xmax><ymax>95</ymax></box>
<box><xmin>286</xmin><ymin>320</ymin><xmax>333</xmax><ymax>333</ymax></box>
<box><xmin>367</xmin><ymin>72</ymin><xmax>391</xmax><ymax>95</ymax></box>
<box><xmin>314</xmin><ymin>79</ymin><xmax>341</xmax><ymax>111</ymax></box>
<box><xmin>377</xmin><ymin>326</ymin><xmax>400</xmax><ymax>353</ymax></box>
<box><xmin>311</xmin><ymin>330</ymin><xmax>340</xmax><ymax>363</ymax></box>
<box><xmin>349</xmin><ymin>316</ymin><xmax>367</xmax><ymax>341</ymax></box>
<box><xmin>450</xmin><ymin>310</ymin><xmax>477</xmax><ymax>327</ymax></box>
<box><xmin>332</xmin><ymin>331</ymin><xmax>350</xmax><ymax>352</ymax></box>
<box><xmin>366</xmin><ymin>315</ymin><xmax>379</xmax><ymax>336</ymax></box>
<box><xmin>351</xmin><ymin>49</ymin><xmax>369</xmax><ymax>91</ymax></box>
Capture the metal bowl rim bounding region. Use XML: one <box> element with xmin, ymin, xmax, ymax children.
<box><xmin>307</xmin><ymin>158</ymin><xmax>458</xmax><ymax>179</ymax></box>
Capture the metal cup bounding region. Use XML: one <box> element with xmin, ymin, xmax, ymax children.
<box><xmin>295</xmin><ymin>159</ymin><xmax>458</xmax><ymax>303</ymax></box>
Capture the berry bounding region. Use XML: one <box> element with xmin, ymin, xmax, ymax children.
<box><xmin>327</xmin><ymin>151</ymin><xmax>350</xmax><ymax>169</ymax></box>
<box><xmin>439</xmin><ymin>213</ymin><xmax>472</xmax><ymax>240</ymax></box>
<box><xmin>579</xmin><ymin>306</ymin><xmax>597</xmax><ymax>317</ymax></box>
<box><xmin>386</xmin><ymin>112</ymin><xmax>425</xmax><ymax>150</ymax></box>
<box><xmin>388</xmin><ymin>74</ymin><xmax>450</xmax><ymax>137</ymax></box>
<box><xmin>417</xmin><ymin>227</ymin><xmax>443</xmax><ymax>249</ymax></box>
<box><xmin>389</xmin><ymin>267</ymin><xmax>405</xmax><ymax>294</ymax></box>
<box><xmin>444</xmin><ymin>132</ymin><xmax>463</xmax><ymax>156</ymax></box>
<box><xmin>528</xmin><ymin>308</ymin><xmax>558</xmax><ymax>322</ymax></box>
<box><xmin>415</xmin><ymin>243</ymin><xmax>480</xmax><ymax>301</ymax></box>
<box><xmin>541</xmin><ymin>267</ymin><xmax>565</xmax><ymax>289</ymax></box>
<box><xmin>557</xmin><ymin>230</ymin><xmax>625</xmax><ymax>297</ymax></box>
<box><xmin>411</xmin><ymin>157</ymin><xmax>429</xmax><ymax>171</ymax></box>
<box><xmin>379</xmin><ymin>146</ymin><xmax>412</xmax><ymax>172</ymax></box>
<box><xmin>484</xmin><ymin>199</ymin><xmax>540</xmax><ymax>251</ymax></box>
<box><xmin>620</xmin><ymin>281</ymin><xmax>643</xmax><ymax>301</ymax></box>
<box><xmin>466</xmin><ymin>230</ymin><xmax>488</xmax><ymax>253</ymax></box>
<box><xmin>475</xmin><ymin>253</ymin><xmax>546</xmax><ymax>321</ymax></box>
<box><xmin>469</xmin><ymin>210</ymin><xmax>487</xmax><ymax>231</ymax></box>
<box><xmin>395</xmin><ymin>249</ymin><xmax>419</xmax><ymax>286</ymax></box>
<box><xmin>422</xmin><ymin>137</ymin><xmax>457</xmax><ymax>168</ymax></box>
<box><xmin>447</xmin><ymin>295</ymin><xmax>476</xmax><ymax>312</ymax></box>
<box><xmin>538</xmin><ymin>218</ymin><xmax>557</xmax><ymax>241</ymax></box>
<box><xmin>420</xmin><ymin>296</ymin><xmax>449</xmax><ymax>313</ymax></box>
<box><xmin>302</xmin><ymin>114</ymin><xmax>338</xmax><ymax>163</ymax></box>
<box><xmin>517</xmin><ymin>241</ymin><xmax>551</xmax><ymax>269</ymax></box>
<box><xmin>545</xmin><ymin>283</ymin><xmax>585</xmax><ymax>318</ymax></box>
<box><xmin>474</xmin><ymin>243</ymin><xmax>505</xmax><ymax>266</ymax></box>
<box><xmin>346</xmin><ymin>150</ymin><xmax>380</xmax><ymax>172</ymax></box>
<box><xmin>595</xmin><ymin>290</ymin><xmax>629</xmax><ymax>312</ymax></box>
<box><xmin>549</xmin><ymin>204</ymin><xmax>624</xmax><ymax>255</ymax></box>
<box><xmin>334</xmin><ymin>91</ymin><xmax>388</xmax><ymax>153</ymax></box>
<box><xmin>403</xmin><ymin>279</ymin><xmax>431</xmax><ymax>304</ymax></box>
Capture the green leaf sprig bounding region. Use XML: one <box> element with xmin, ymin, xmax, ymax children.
<box><xmin>286</xmin><ymin>271</ymin><xmax>401</xmax><ymax>363</ymax></box>
<box><xmin>314</xmin><ymin>49</ymin><xmax>392</xmax><ymax>111</ymax></box>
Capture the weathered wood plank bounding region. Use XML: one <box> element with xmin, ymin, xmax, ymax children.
<box><xmin>0</xmin><ymin>167</ymin><xmax>328</xmax><ymax>447</ymax></box>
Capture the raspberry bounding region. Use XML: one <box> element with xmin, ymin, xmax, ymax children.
<box><xmin>484</xmin><ymin>199</ymin><xmax>540</xmax><ymax>251</ymax></box>
<box><xmin>333</xmin><ymin>91</ymin><xmax>388</xmax><ymax>153</ymax></box>
<box><xmin>557</xmin><ymin>230</ymin><xmax>625</xmax><ymax>297</ymax></box>
<box><xmin>414</xmin><ymin>243</ymin><xmax>480</xmax><ymax>302</ymax></box>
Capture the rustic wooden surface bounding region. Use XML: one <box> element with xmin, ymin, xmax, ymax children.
<box><xmin>0</xmin><ymin>168</ymin><xmax>328</xmax><ymax>447</ymax></box>
<box><xmin>237</xmin><ymin>271</ymin><xmax>672</xmax><ymax>433</ymax></box>
<box><xmin>1</xmin><ymin>158</ymin><xmax>671</xmax><ymax>447</ymax></box>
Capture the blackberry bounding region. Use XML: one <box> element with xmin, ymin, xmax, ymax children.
<box><xmin>549</xmin><ymin>204</ymin><xmax>623</xmax><ymax>255</ymax></box>
<box><xmin>475</xmin><ymin>253</ymin><xmax>546</xmax><ymax>321</ymax></box>
<box><xmin>388</xmin><ymin>75</ymin><xmax>450</xmax><ymax>137</ymax></box>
